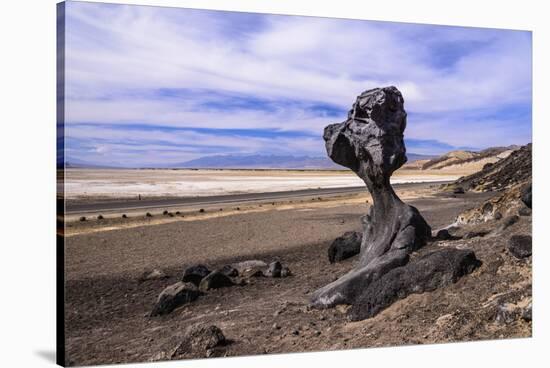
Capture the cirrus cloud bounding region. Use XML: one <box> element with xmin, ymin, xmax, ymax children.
<box><xmin>62</xmin><ymin>1</ymin><xmax>532</xmax><ymax>167</ymax></box>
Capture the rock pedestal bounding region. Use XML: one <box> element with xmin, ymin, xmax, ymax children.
<box><xmin>311</xmin><ymin>87</ymin><xmax>433</xmax><ymax>310</ymax></box>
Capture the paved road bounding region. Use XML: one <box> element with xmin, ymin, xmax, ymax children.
<box><xmin>65</xmin><ymin>181</ymin><xmax>448</xmax><ymax>215</ymax></box>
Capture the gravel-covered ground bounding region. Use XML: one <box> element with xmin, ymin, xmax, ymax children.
<box><xmin>63</xmin><ymin>189</ymin><xmax>531</xmax><ymax>366</ymax></box>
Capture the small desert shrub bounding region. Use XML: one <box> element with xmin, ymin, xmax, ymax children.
<box><xmin>146</xmin><ymin>212</ymin><xmax>153</xmax><ymax>217</ymax></box>
<box><xmin>199</xmin><ymin>208</ymin><xmax>205</xmax><ymax>213</ymax></box>
<box><xmin>97</xmin><ymin>215</ymin><xmax>104</xmax><ymax>220</ymax></box>
<box><xmin>79</xmin><ymin>216</ymin><xmax>86</xmax><ymax>222</ymax></box>
<box><xmin>122</xmin><ymin>214</ymin><xmax>127</xmax><ymax>218</ymax></box>
<box><xmin>175</xmin><ymin>211</ymin><xmax>181</xmax><ymax>215</ymax></box>
<box><xmin>163</xmin><ymin>210</ymin><xmax>168</xmax><ymax>215</ymax></box>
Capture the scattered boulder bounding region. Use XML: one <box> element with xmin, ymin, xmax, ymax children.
<box><xmin>521</xmin><ymin>184</ymin><xmax>532</xmax><ymax>209</ymax></box>
<box><xmin>280</xmin><ymin>267</ymin><xmax>292</xmax><ymax>278</ymax></box>
<box><xmin>182</xmin><ymin>264</ymin><xmax>210</xmax><ymax>286</ymax></box>
<box><xmin>265</xmin><ymin>261</ymin><xmax>282</xmax><ymax>277</ymax></box>
<box><xmin>171</xmin><ymin>325</ymin><xmax>226</xmax><ymax>359</ymax></box>
<box><xmin>453</xmin><ymin>187</ymin><xmax>465</xmax><ymax>194</ymax></box>
<box><xmin>348</xmin><ymin>248</ymin><xmax>481</xmax><ymax>321</ymax></box>
<box><xmin>433</xmin><ymin>229</ymin><xmax>453</xmax><ymax>241</ymax></box>
<box><xmin>231</xmin><ymin>260</ymin><xmax>267</xmax><ymax>276</ymax></box>
<box><xmin>507</xmin><ymin>235</ymin><xmax>532</xmax><ymax>259</ymax></box>
<box><xmin>483</xmin><ymin>162</ymin><xmax>494</xmax><ymax>171</ymax></box>
<box><xmin>327</xmin><ymin>231</ymin><xmax>362</xmax><ymax>263</ymax></box>
<box><xmin>139</xmin><ymin>269</ymin><xmax>168</xmax><ymax>283</ymax></box>
<box><xmin>150</xmin><ymin>282</ymin><xmax>200</xmax><ymax>316</ymax></box>
<box><xmin>522</xmin><ymin>302</ymin><xmax>532</xmax><ymax>322</ymax></box>
<box><xmin>199</xmin><ymin>271</ymin><xmax>234</xmax><ymax>292</ymax></box>
<box><xmin>219</xmin><ymin>264</ymin><xmax>238</xmax><ymax>277</ymax></box>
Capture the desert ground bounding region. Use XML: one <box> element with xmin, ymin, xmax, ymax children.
<box><xmin>63</xmin><ymin>168</ymin><xmax>463</xmax><ymax>200</ymax></box>
<box><xmin>62</xmin><ymin>167</ymin><xmax>532</xmax><ymax>365</ymax></box>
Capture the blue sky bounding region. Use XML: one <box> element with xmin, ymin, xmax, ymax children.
<box><xmin>63</xmin><ymin>1</ymin><xmax>532</xmax><ymax>167</ymax></box>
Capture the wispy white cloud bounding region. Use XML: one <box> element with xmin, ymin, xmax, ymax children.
<box><xmin>63</xmin><ymin>1</ymin><xmax>532</xmax><ymax>166</ymax></box>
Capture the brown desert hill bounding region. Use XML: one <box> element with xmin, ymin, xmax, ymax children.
<box><xmin>450</xmin><ymin>144</ymin><xmax>532</xmax><ymax>224</ymax></box>
<box><xmin>403</xmin><ymin>145</ymin><xmax>518</xmax><ymax>172</ymax></box>
<box><xmin>448</xmin><ymin>144</ymin><xmax>531</xmax><ymax>192</ymax></box>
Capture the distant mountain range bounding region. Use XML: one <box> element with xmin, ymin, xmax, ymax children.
<box><xmin>65</xmin><ymin>146</ymin><xmax>527</xmax><ymax>170</ymax></box>
<box><xmin>63</xmin><ymin>153</ymin><xmax>435</xmax><ymax>170</ymax></box>
<box><xmin>172</xmin><ymin>153</ymin><xmax>436</xmax><ymax>170</ymax></box>
<box><xmin>64</xmin><ymin>158</ymin><xmax>118</xmax><ymax>169</ymax></box>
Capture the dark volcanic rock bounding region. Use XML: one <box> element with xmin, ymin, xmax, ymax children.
<box><xmin>150</xmin><ymin>282</ymin><xmax>200</xmax><ymax>316</ymax></box>
<box><xmin>348</xmin><ymin>248</ymin><xmax>481</xmax><ymax>321</ymax></box>
<box><xmin>171</xmin><ymin>325</ymin><xmax>226</xmax><ymax>359</ymax></box>
<box><xmin>280</xmin><ymin>267</ymin><xmax>291</xmax><ymax>278</ymax></box>
<box><xmin>453</xmin><ymin>187</ymin><xmax>465</xmax><ymax>194</ymax></box>
<box><xmin>182</xmin><ymin>264</ymin><xmax>210</xmax><ymax>286</ymax></box>
<box><xmin>434</xmin><ymin>229</ymin><xmax>453</xmax><ymax>241</ymax></box>
<box><xmin>265</xmin><ymin>261</ymin><xmax>282</xmax><ymax>277</ymax></box>
<box><xmin>328</xmin><ymin>231</ymin><xmax>362</xmax><ymax>263</ymax></box>
<box><xmin>199</xmin><ymin>271</ymin><xmax>234</xmax><ymax>291</ymax></box>
<box><xmin>219</xmin><ymin>264</ymin><xmax>238</xmax><ymax>277</ymax></box>
<box><xmin>522</xmin><ymin>302</ymin><xmax>532</xmax><ymax>321</ymax></box>
<box><xmin>521</xmin><ymin>183</ymin><xmax>532</xmax><ymax>209</ymax></box>
<box><xmin>311</xmin><ymin>87</ymin><xmax>432</xmax><ymax>308</ymax></box>
<box><xmin>507</xmin><ymin>235</ymin><xmax>532</xmax><ymax>259</ymax></box>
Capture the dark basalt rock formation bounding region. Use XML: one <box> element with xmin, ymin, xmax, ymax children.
<box><xmin>311</xmin><ymin>87</ymin><xmax>432</xmax><ymax>311</ymax></box>
<box><xmin>151</xmin><ymin>282</ymin><xmax>200</xmax><ymax>316</ymax></box>
<box><xmin>182</xmin><ymin>264</ymin><xmax>211</xmax><ymax>286</ymax></box>
<box><xmin>328</xmin><ymin>231</ymin><xmax>362</xmax><ymax>263</ymax></box>
<box><xmin>348</xmin><ymin>248</ymin><xmax>481</xmax><ymax>321</ymax></box>
<box><xmin>507</xmin><ymin>235</ymin><xmax>532</xmax><ymax>259</ymax></box>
